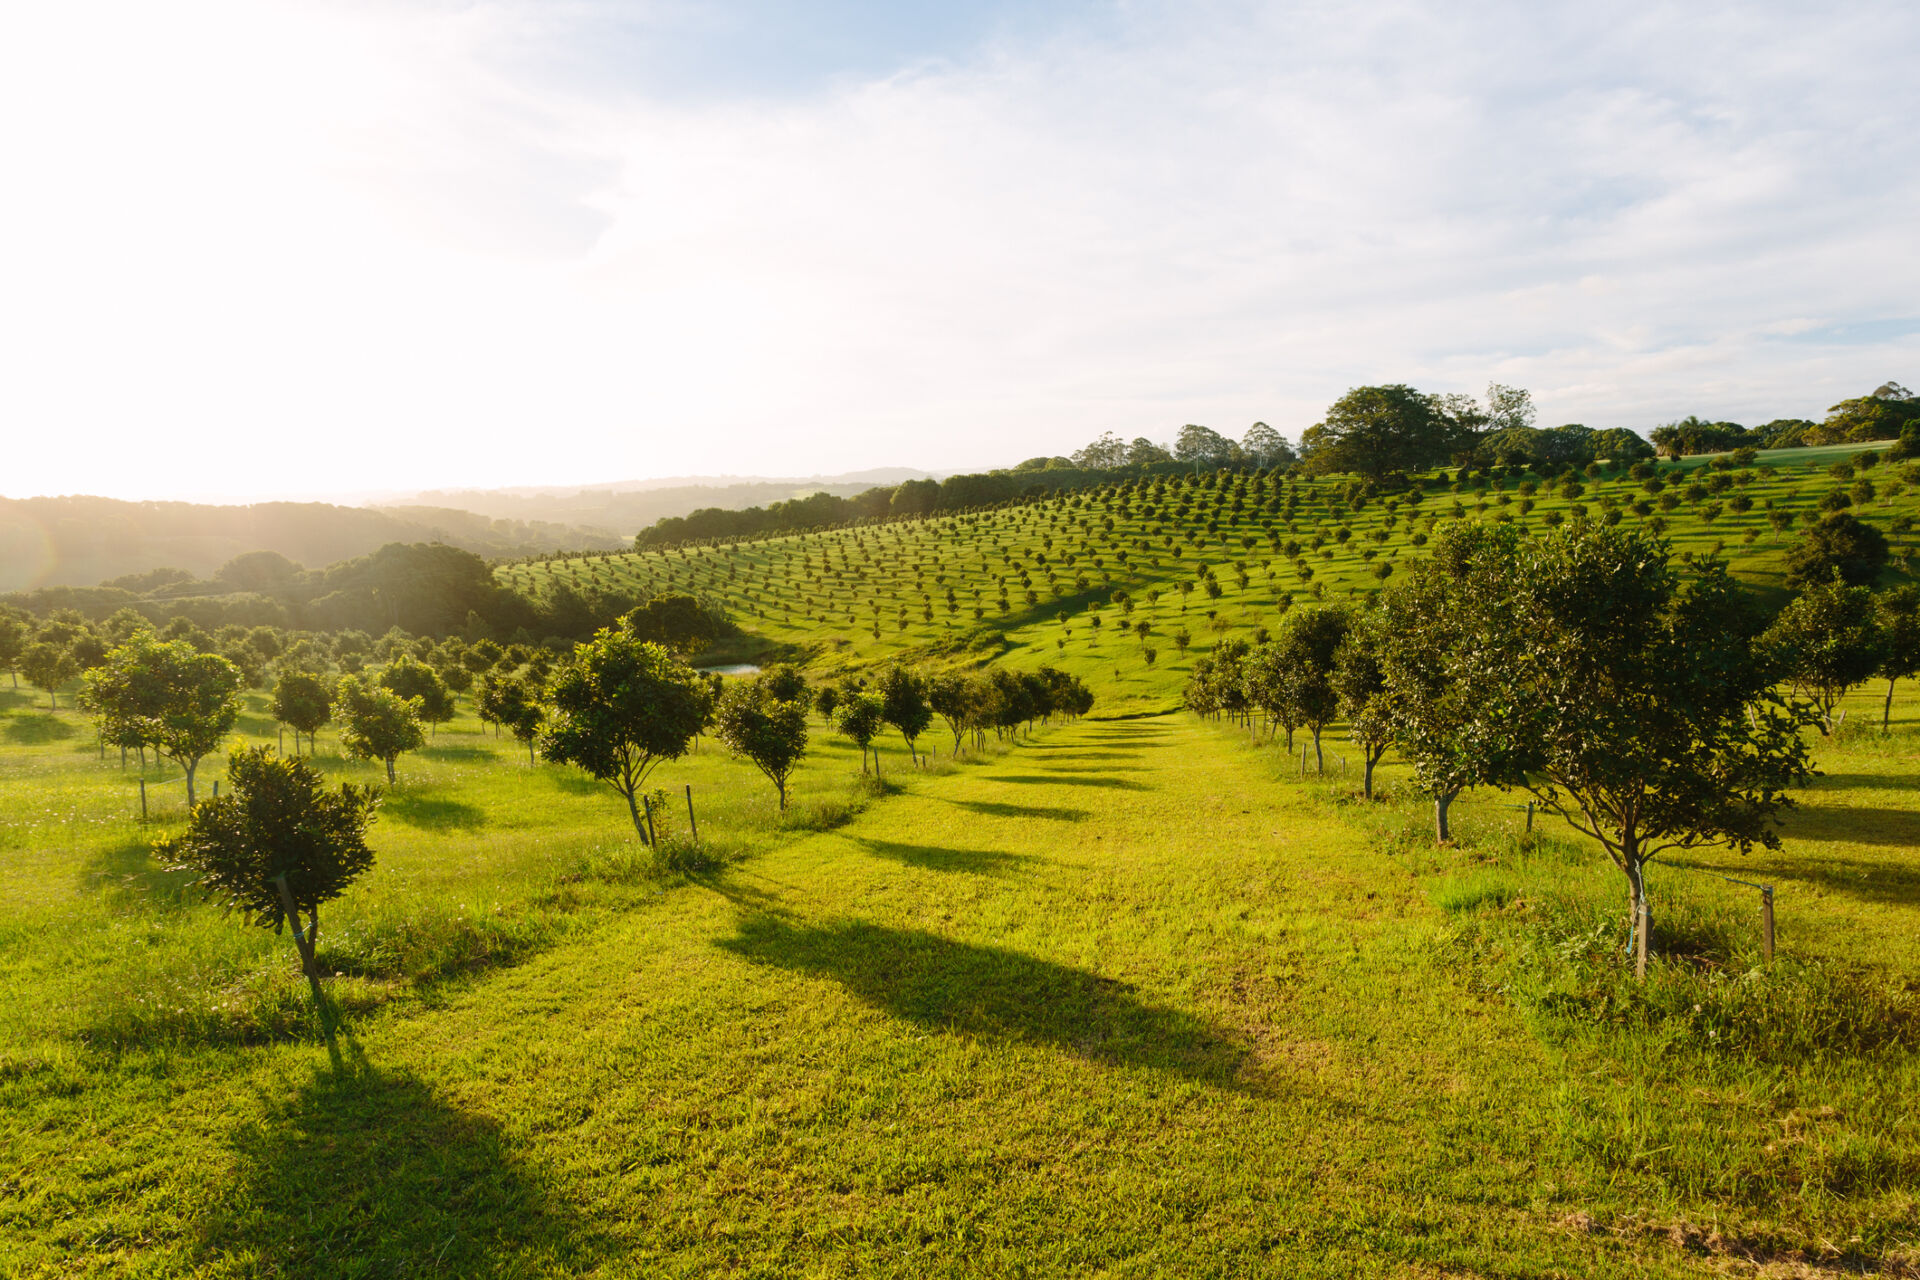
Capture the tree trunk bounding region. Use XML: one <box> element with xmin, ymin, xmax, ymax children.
<box><xmin>384</xmin><ymin>757</ymin><xmax>396</xmax><ymax>785</ymax></box>
<box><xmin>1434</xmin><ymin>789</ymin><xmax>1457</xmax><ymax>843</ymax></box>
<box><xmin>1311</xmin><ymin>725</ymin><xmax>1324</xmax><ymax>775</ymax></box>
<box><xmin>1625</xmin><ymin>856</ymin><xmax>1652</xmax><ymax>979</ymax></box>
<box><xmin>1886</xmin><ymin>677</ymin><xmax>1898</xmax><ymax>731</ymax></box>
<box><xmin>183</xmin><ymin>758</ymin><xmax>198</xmax><ymax>808</ymax></box>
<box><xmin>1362</xmin><ymin>751</ymin><xmax>1377</xmax><ymax>801</ymax></box>
<box><xmin>528</xmin><ymin>739</ymin><xmax>536</xmax><ymax>765</ymax></box>
<box><xmin>623</xmin><ymin>786</ymin><xmax>650</xmax><ymax>843</ymax></box>
<box><xmin>777</xmin><ymin>779</ymin><xmax>788</xmax><ymax>811</ymax></box>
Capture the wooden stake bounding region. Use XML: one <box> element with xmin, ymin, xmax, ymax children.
<box><xmin>139</xmin><ymin>778</ymin><xmax>147</xmax><ymax>821</ymax></box>
<box><xmin>1761</xmin><ymin>885</ymin><xmax>1775</xmax><ymax>961</ymax></box>
<box><xmin>685</xmin><ymin>784</ymin><xmax>698</xmax><ymax>843</ymax></box>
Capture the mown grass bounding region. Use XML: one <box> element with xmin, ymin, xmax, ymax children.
<box><xmin>3</xmin><ymin>668</ymin><xmax>1917</xmax><ymax>1275</ymax></box>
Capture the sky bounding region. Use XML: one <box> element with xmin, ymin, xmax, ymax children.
<box><xmin>2</xmin><ymin>0</ymin><xmax>1917</xmax><ymax>503</ymax></box>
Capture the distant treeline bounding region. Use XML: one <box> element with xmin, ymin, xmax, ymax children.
<box><xmin>0</xmin><ymin>495</ymin><xmax>626</xmax><ymax>594</ymax></box>
<box><xmin>1649</xmin><ymin>387</ymin><xmax>1919</xmax><ymax>457</ymax></box>
<box><xmin>3</xmin><ymin>542</ymin><xmax>656</xmax><ymax>644</ymax></box>
<box><xmin>632</xmin><ymin>461</ymin><xmax>1196</xmax><ymax>549</ymax></box>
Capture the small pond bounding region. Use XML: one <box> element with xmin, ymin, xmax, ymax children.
<box><xmin>698</xmin><ymin>663</ymin><xmax>762</xmax><ymax>676</ymax></box>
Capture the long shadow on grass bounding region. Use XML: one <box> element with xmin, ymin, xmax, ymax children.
<box><xmin>1683</xmin><ymin>852</ymin><xmax>1920</xmax><ymax>909</ymax></box>
<box><xmin>3</xmin><ymin>712</ymin><xmax>77</xmax><ymax>744</ymax></box>
<box><xmin>383</xmin><ymin>791</ymin><xmax>489</xmax><ymax>831</ymax></box>
<box><xmin>714</xmin><ymin>916</ymin><xmax>1253</xmax><ymax>1090</ymax></box>
<box><xmin>207</xmin><ymin>1061</ymin><xmax>598</xmax><ymax>1277</ymax></box>
<box><xmin>1809</xmin><ymin>772</ymin><xmax>1920</xmax><ymax>793</ymax></box>
<box><xmin>993</xmin><ymin>774</ymin><xmax>1150</xmax><ymax>791</ymax></box>
<box><xmin>943</xmin><ymin>798</ymin><xmax>1092</xmax><ymax>822</ymax></box>
<box><xmin>420</xmin><ymin>743</ymin><xmax>493</xmax><ymax>762</ymax></box>
<box><xmin>1776</xmin><ymin>804</ymin><xmax>1920</xmax><ymax>849</ymax></box>
<box><xmin>79</xmin><ymin>832</ymin><xmax>197</xmax><ymax>907</ymax></box>
<box><xmin>852</xmin><ymin>836</ymin><xmax>1036</xmax><ymax>876</ymax></box>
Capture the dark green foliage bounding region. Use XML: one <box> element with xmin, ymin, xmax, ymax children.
<box><xmin>335</xmin><ymin>675</ymin><xmax>426</xmax><ymax>786</ymax></box>
<box><xmin>158</xmin><ymin>746</ymin><xmax>378</xmax><ymax>953</ymax></box>
<box><xmin>832</xmin><ymin>692</ymin><xmax>886</xmax><ymax>773</ymax></box>
<box><xmin>1299</xmin><ymin>384</ymin><xmax>1469</xmax><ymax>479</ymax></box>
<box><xmin>269</xmin><ymin>670</ymin><xmax>334</xmax><ymax>754</ymax></box>
<box><xmin>876</xmin><ymin>664</ymin><xmax>933</xmax><ymax>763</ymax></box>
<box><xmin>378</xmin><ymin>656</ymin><xmax>455</xmax><ymax>733</ymax></box>
<box><xmin>619</xmin><ymin>594</ymin><xmax>721</xmax><ymax>654</ymax></box>
<box><xmin>539</xmin><ymin>630</ymin><xmax>710</xmax><ymax>839</ymax></box>
<box><xmin>712</xmin><ymin>679</ymin><xmax>810</xmax><ymax>809</ymax></box>
<box><xmin>1785</xmin><ymin>512</ymin><xmax>1890</xmax><ymax>588</ymax></box>
<box><xmin>1763</xmin><ymin>577</ymin><xmax>1884</xmax><ymax>734</ymax></box>
<box><xmin>82</xmin><ymin>633</ymin><xmax>243</xmax><ymax>803</ymax></box>
<box><xmin>1384</xmin><ymin>521</ymin><xmax>1812</xmax><ymax>975</ymax></box>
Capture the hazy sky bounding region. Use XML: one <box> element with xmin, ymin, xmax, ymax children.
<box><xmin>3</xmin><ymin>0</ymin><xmax>1917</xmax><ymax>502</ymax></box>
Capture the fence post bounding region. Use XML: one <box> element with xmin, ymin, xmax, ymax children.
<box><xmin>212</xmin><ymin>780</ymin><xmax>219</xmax><ymax>800</ymax></box>
<box><xmin>1526</xmin><ymin>801</ymin><xmax>1533</xmax><ymax>831</ymax></box>
<box><xmin>644</xmin><ymin>796</ymin><xmax>658</xmax><ymax>847</ymax></box>
<box><xmin>140</xmin><ymin>778</ymin><xmax>147</xmax><ymax>822</ymax></box>
<box><xmin>1761</xmin><ymin>885</ymin><xmax>1775</xmax><ymax>961</ymax></box>
<box><xmin>685</xmin><ymin>784</ymin><xmax>698</xmax><ymax>843</ymax></box>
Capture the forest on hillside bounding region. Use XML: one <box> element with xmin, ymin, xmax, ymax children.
<box><xmin>0</xmin><ymin>496</ymin><xmax>625</xmax><ymax>594</ymax></box>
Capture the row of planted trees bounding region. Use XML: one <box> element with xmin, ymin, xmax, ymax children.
<box><xmin>1183</xmin><ymin>519</ymin><xmax>1920</xmax><ymax>976</ymax></box>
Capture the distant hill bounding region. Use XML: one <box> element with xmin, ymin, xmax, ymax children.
<box><xmin>0</xmin><ymin>496</ymin><xmax>627</xmax><ymax>593</ymax></box>
<box><xmin>392</xmin><ymin>469</ymin><xmax>940</xmax><ymax>534</ymax></box>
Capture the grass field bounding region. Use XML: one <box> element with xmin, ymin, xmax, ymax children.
<box><xmin>3</xmin><ymin>657</ymin><xmax>1918</xmax><ymax>1275</ymax></box>
<box><xmin>498</xmin><ymin>445</ymin><xmax>1920</xmax><ymax>715</ymax></box>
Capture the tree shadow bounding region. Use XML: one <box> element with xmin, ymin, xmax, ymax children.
<box><xmin>1020</xmin><ymin>749</ymin><xmax>1142</xmax><ymax>761</ymax></box>
<box><xmin>1777</xmin><ymin>805</ymin><xmax>1920</xmax><ymax>849</ymax></box>
<box><xmin>1808</xmin><ymin>772</ymin><xmax>1920</xmax><ymax>793</ymax></box>
<box><xmin>79</xmin><ymin>832</ymin><xmax>198</xmax><ymax>907</ymax></box>
<box><xmin>0</xmin><ymin>685</ymin><xmax>30</xmax><ymax>712</ymax></box>
<box><xmin>942</xmin><ymin>798</ymin><xmax>1092</xmax><ymax>822</ymax></box>
<box><xmin>713</xmin><ymin>915</ymin><xmax>1254</xmax><ymax>1091</ymax></box>
<box><xmin>993</xmin><ymin>774</ymin><xmax>1150</xmax><ymax>790</ymax></box>
<box><xmin>851</xmin><ymin>835</ymin><xmax>1037</xmax><ymax>876</ymax></box>
<box><xmin>382</xmin><ymin>792</ymin><xmax>489</xmax><ymax>832</ymax></box>
<box><xmin>1678</xmin><ymin>852</ymin><xmax>1920</xmax><ymax>909</ymax></box>
<box><xmin>3</xmin><ymin>712</ymin><xmax>77</xmax><ymax>744</ymax></box>
<box><xmin>420</xmin><ymin>743</ymin><xmax>494</xmax><ymax>762</ymax></box>
<box><xmin>204</xmin><ymin>1060</ymin><xmax>598</xmax><ymax>1277</ymax></box>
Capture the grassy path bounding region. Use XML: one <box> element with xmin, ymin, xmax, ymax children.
<box><xmin>13</xmin><ymin>714</ymin><xmax>1771</xmax><ymax>1278</ymax></box>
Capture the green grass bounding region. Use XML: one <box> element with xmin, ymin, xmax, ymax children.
<box><xmin>499</xmin><ymin>448</ymin><xmax>1920</xmax><ymax>714</ymax></box>
<box><xmin>4</xmin><ymin>666</ymin><xmax>1918</xmax><ymax>1275</ymax></box>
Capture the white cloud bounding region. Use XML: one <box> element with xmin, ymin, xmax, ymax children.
<box><xmin>1</xmin><ymin>0</ymin><xmax>1916</xmax><ymax>500</ymax></box>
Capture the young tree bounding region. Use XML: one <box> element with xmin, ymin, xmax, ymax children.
<box><xmin>539</xmin><ymin>630</ymin><xmax>710</xmax><ymax>840</ymax></box>
<box><xmin>377</xmin><ymin>655</ymin><xmax>455</xmax><ymax>738</ymax></box>
<box><xmin>1784</xmin><ymin>512</ymin><xmax>1889</xmax><ymax>589</ymax></box>
<box><xmin>1762</xmin><ymin>577</ymin><xmax>1884</xmax><ymax>735</ymax></box>
<box><xmin>1331</xmin><ymin>612</ymin><xmax>1393</xmax><ymax>800</ymax></box>
<box><xmin>926</xmin><ymin>671</ymin><xmax>982</xmax><ymax>756</ymax></box>
<box><xmin>20</xmin><ymin>641</ymin><xmax>79</xmax><ymax>710</ymax></box>
<box><xmin>0</xmin><ymin>610</ymin><xmax>29</xmax><ymax>689</ymax></box>
<box><xmin>760</xmin><ymin>662</ymin><xmax>809</xmax><ymax>704</ymax></box>
<box><xmin>269</xmin><ymin>670</ymin><xmax>334</xmax><ymax>756</ymax></box>
<box><xmin>158</xmin><ymin>746</ymin><xmax>379</xmax><ymax>980</ymax></box>
<box><xmin>1273</xmin><ymin>606</ymin><xmax>1351</xmax><ymax>773</ymax></box>
<box><xmin>713</xmin><ymin>679</ymin><xmax>810</xmax><ymax>810</ymax></box>
<box><xmin>1875</xmin><ymin>586</ymin><xmax>1920</xmax><ymax>730</ymax></box>
<box><xmin>833</xmin><ymin>692</ymin><xmax>885</xmax><ymax>774</ymax></box>
<box><xmin>1404</xmin><ymin>521</ymin><xmax>1812</xmax><ymax>977</ymax></box>
<box><xmin>335</xmin><ymin>675</ymin><xmax>427</xmax><ymax>785</ymax></box>
<box><xmin>477</xmin><ymin>669</ymin><xmax>545</xmax><ymax>763</ymax></box>
<box><xmin>85</xmin><ymin>634</ymin><xmax>243</xmax><ymax>805</ymax></box>
<box><xmin>1376</xmin><ymin>523</ymin><xmax>1533</xmax><ymax>843</ymax></box>
<box><xmin>876</xmin><ymin>664</ymin><xmax>933</xmax><ymax>764</ymax></box>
